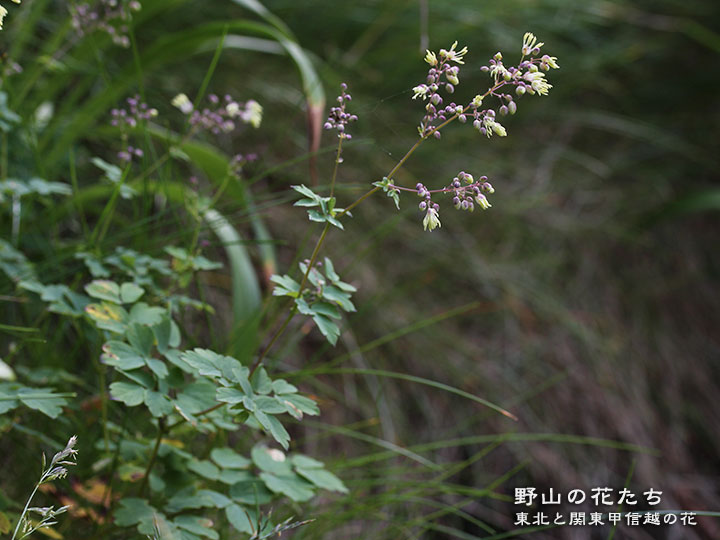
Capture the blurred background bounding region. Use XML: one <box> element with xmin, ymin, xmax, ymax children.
<box><xmin>2</xmin><ymin>0</ymin><xmax>720</xmax><ymax>538</ymax></box>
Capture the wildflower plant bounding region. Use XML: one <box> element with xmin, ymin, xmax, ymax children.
<box><xmin>265</xmin><ymin>31</ymin><xmax>558</xmax><ymax>374</ymax></box>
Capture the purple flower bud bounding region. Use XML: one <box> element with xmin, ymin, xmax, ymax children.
<box><xmin>419</xmin><ymin>201</ymin><xmax>427</xmax><ymax>210</ymax></box>
<box><xmin>324</xmin><ymin>122</ymin><xmax>332</xmax><ymax>129</ymax></box>
<box><xmin>434</xmin><ymin>131</ymin><xmax>441</xmax><ymax>139</ymax></box>
<box><xmin>499</xmin><ymin>105</ymin><xmax>509</xmax><ymax>116</ymax></box>
<box><xmin>445</xmin><ymin>83</ymin><xmax>454</xmax><ymax>93</ymax></box>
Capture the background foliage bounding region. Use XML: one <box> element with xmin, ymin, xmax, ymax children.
<box><xmin>1</xmin><ymin>0</ymin><xmax>719</xmax><ymax>539</ymax></box>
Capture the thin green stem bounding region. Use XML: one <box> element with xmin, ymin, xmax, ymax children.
<box><xmin>329</xmin><ymin>136</ymin><xmax>343</xmax><ymax>199</ymax></box>
<box><xmin>139</xmin><ymin>418</ymin><xmax>165</xmax><ymax>497</ymax></box>
<box><xmin>11</xmin><ymin>481</ymin><xmax>42</xmax><ymax>540</ymax></box>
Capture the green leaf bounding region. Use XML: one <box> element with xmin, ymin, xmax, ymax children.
<box><xmin>250</xmin><ymin>367</ymin><xmax>272</xmax><ymax>394</ymax></box>
<box><xmin>182</xmin><ymin>348</ymin><xmax>242</xmax><ymax>382</ymax></box>
<box><xmin>164</xmin><ymin>349</ymin><xmax>194</xmax><ymax>373</ymax></box>
<box><xmin>323</xmin><ymin>257</ymin><xmax>340</xmax><ymax>281</ymax></box>
<box><xmin>165</xmin><ymin>489</ymin><xmax>217</xmax><ymax>513</ymax></box>
<box><xmin>295</xmin><ymin>466</ymin><xmax>347</xmax><ymax>493</ymax></box>
<box><xmin>85</xmin><ymin>280</ymin><xmax>121</xmax><ymax>303</ymax></box>
<box><xmin>310</xmin><ymin>301</ymin><xmax>341</xmax><ymax>319</ymax></box>
<box><xmin>254</xmin><ymin>410</ymin><xmax>290</xmax><ymax>449</ymax></box>
<box><xmin>216</xmin><ymin>387</ymin><xmax>247</xmax><ymax>405</ymax></box>
<box><xmin>225</xmin><ymin>504</ymin><xmax>255</xmax><ymax>535</ymax></box>
<box><xmin>271</xmin><ymin>379</ymin><xmax>297</xmax><ymax>395</ymax></box>
<box><xmin>85</xmin><ymin>302</ymin><xmax>128</xmax><ymax>333</ymax></box>
<box><xmin>229</xmin><ymin>479</ymin><xmax>273</xmax><ymax>505</ymax></box>
<box><xmin>210</xmin><ymin>447</ymin><xmax>251</xmax><ymax>469</ymax></box>
<box><xmin>282</xmin><ymin>393</ymin><xmax>320</xmax><ymax>416</ymax></box>
<box><xmin>188</xmin><ymin>459</ymin><xmax>221</xmax><ymax>481</ymax></box>
<box><xmin>126</xmin><ymin>323</ymin><xmax>154</xmax><ymax>357</ymax></box>
<box><xmin>175</xmin><ymin>382</ymin><xmax>217</xmax><ymax>414</ymax></box>
<box><xmin>120</xmin><ymin>282</ymin><xmax>145</xmax><ymax>304</ymax></box>
<box><xmin>218</xmin><ymin>470</ymin><xmax>253</xmax><ymax>485</ymax></box>
<box><xmin>110</xmin><ymin>382</ymin><xmax>146</xmax><ymax>407</ymax></box>
<box><xmin>311</xmin><ymin>313</ymin><xmax>340</xmax><ymax>345</ymax></box>
<box><xmin>145</xmin><ymin>390</ymin><xmax>173</xmax><ymax>417</ymax></box>
<box><xmin>173</xmin><ymin>515</ymin><xmax>219</xmax><ymax>540</ymax></box>
<box><xmin>321</xmin><ymin>285</ymin><xmax>356</xmax><ymax>312</ymax></box>
<box><xmin>259</xmin><ymin>472</ymin><xmax>315</xmax><ymax>502</ymax></box>
<box><xmin>254</xmin><ymin>396</ymin><xmax>286</xmax><ymax>414</ymax></box>
<box><xmin>17</xmin><ymin>387</ymin><xmax>68</xmax><ymax>418</ymax></box>
<box><xmin>146</xmin><ymin>358</ymin><xmax>169</xmax><ymax>380</ymax></box>
<box><xmin>290</xmin><ymin>454</ymin><xmax>324</xmax><ymax>469</ymax></box>
<box><xmin>197</xmin><ymin>490</ymin><xmax>232</xmax><ymax>508</ymax></box>
<box><xmin>153</xmin><ymin>316</ymin><xmax>173</xmax><ymax>354</ymax></box>
<box><xmin>114</xmin><ymin>498</ymin><xmax>155</xmax><ymax>527</ymax></box>
<box><xmin>270</xmin><ymin>274</ymin><xmax>300</xmax><ymax>297</ymax></box>
<box><xmin>128</xmin><ymin>302</ymin><xmax>165</xmax><ymax>325</ymax></box>
<box><xmin>101</xmin><ymin>341</ymin><xmax>146</xmax><ymax>370</ymax></box>
<box><xmin>251</xmin><ymin>445</ymin><xmax>292</xmax><ymax>475</ymax></box>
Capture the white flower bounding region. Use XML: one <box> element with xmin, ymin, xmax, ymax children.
<box><xmin>423</xmin><ymin>207</ymin><xmax>441</xmax><ymax>231</ymax></box>
<box><xmin>522</xmin><ymin>32</ymin><xmax>544</xmax><ymax>56</ymax></box>
<box><xmin>412</xmin><ymin>84</ymin><xmax>429</xmax><ymax>100</ymax></box>
<box><xmin>541</xmin><ymin>55</ymin><xmax>560</xmax><ymax>70</ymax></box>
<box><xmin>171</xmin><ymin>93</ymin><xmax>193</xmax><ymax>114</ymax></box>
<box><xmin>489</xmin><ymin>62</ymin><xmax>510</xmax><ymax>81</ymax></box>
<box><xmin>475</xmin><ymin>194</ymin><xmax>492</xmax><ymax>210</ymax></box>
<box><xmin>482</xmin><ymin>116</ymin><xmax>507</xmax><ymax>138</ymax></box>
<box><xmin>439</xmin><ymin>41</ymin><xmax>468</xmax><ymax>64</ymax></box>
<box><xmin>523</xmin><ymin>71</ymin><xmax>552</xmax><ymax>96</ymax></box>
<box><xmin>241</xmin><ymin>100</ymin><xmax>262</xmax><ymax>128</ymax></box>
<box><xmin>424</xmin><ymin>50</ymin><xmax>437</xmax><ymax>66</ymax></box>
<box><xmin>472</xmin><ymin>95</ymin><xmax>484</xmax><ymax>108</ymax></box>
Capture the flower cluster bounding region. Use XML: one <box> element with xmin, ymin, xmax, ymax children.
<box><xmin>412</xmin><ymin>41</ymin><xmax>467</xmax><ymax>138</ymax></box>
<box><xmin>69</xmin><ymin>0</ymin><xmax>142</xmax><ymax>48</ymax></box>
<box><xmin>110</xmin><ymin>95</ymin><xmax>157</xmax><ymax>162</ymax></box>
<box><xmin>411</xmin><ymin>172</ymin><xmax>494</xmax><ymax>231</ymax></box>
<box><xmin>412</xmin><ymin>33</ymin><xmax>558</xmax><ymax>141</ymax></box>
<box><xmin>172</xmin><ymin>93</ymin><xmax>263</xmax><ymax>134</ymax></box>
<box><xmin>324</xmin><ymin>83</ymin><xmax>357</xmax><ymax>140</ymax></box>
<box><xmin>0</xmin><ymin>0</ymin><xmax>20</xmax><ymax>31</ymax></box>
<box><xmin>398</xmin><ymin>33</ymin><xmax>558</xmax><ymax>230</ymax></box>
